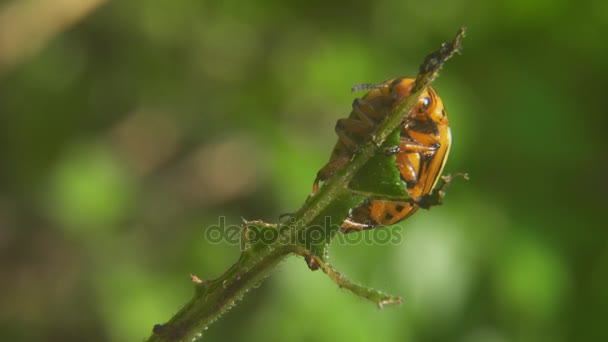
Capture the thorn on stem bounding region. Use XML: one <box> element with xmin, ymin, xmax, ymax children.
<box><xmin>190</xmin><ymin>274</ymin><xmax>203</xmax><ymax>284</ymax></box>
<box><xmin>305</xmin><ymin>255</ymin><xmax>320</xmax><ymax>271</ymax></box>
<box><xmin>377</xmin><ymin>296</ymin><xmax>403</xmax><ymax>309</ymax></box>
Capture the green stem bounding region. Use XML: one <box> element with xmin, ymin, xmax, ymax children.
<box><xmin>292</xmin><ymin>246</ymin><xmax>403</xmax><ymax>307</ymax></box>
<box><xmin>146</xmin><ymin>27</ymin><xmax>466</xmax><ymax>342</ymax></box>
<box><xmin>149</xmin><ymin>242</ymin><xmax>295</xmax><ymax>342</ymax></box>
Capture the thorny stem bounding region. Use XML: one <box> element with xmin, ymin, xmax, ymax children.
<box><xmin>292</xmin><ymin>246</ymin><xmax>403</xmax><ymax>307</ymax></box>
<box><xmin>146</xmin><ymin>27</ymin><xmax>466</xmax><ymax>342</ymax></box>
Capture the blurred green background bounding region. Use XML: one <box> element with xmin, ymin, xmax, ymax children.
<box><xmin>1</xmin><ymin>0</ymin><xmax>606</xmax><ymax>341</ymax></box>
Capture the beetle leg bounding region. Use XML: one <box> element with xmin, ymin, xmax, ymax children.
<box><xmin>397</xmin><ymin>155</ymin><xmax>418</xmax><ymax>186</ymax></box>
<box><xmin>384</xmin><ymin>145</ymin><xmax>401</xmax><ymax>155</ymax></box>
<box><xmin>334</xmin><ymin>116</ymin><xmax>380</xmax><ymax>169</ymax></box>
<box><xmin>335</xmin><ymin>118</ymin><xmax>369</xmax><ymax>151</ymax></box>
<box><xmin>412</xmin><ymin>173</ymin><xmax>469</xmax><ymax>209</ymax></box>
<box><xmin>312</xmin><ymin>178</ymin><xmax>320</xmax><ymax>194</ymax></box>
<box><xmin>398</xmin><ymin>140</ymin><xmax>439</xmax><ymax>154</ymax></box>
<box><xmin>336</xmin><ymin>129</ymin><xmax>358</xmax><ymax>152</ymax></box>
<box><xmin>385</xmin><ymin>139</ymin><xmax>437</xmax><ymax>157</ymax></box>
<box><xmin>313</xmin><ymin>156</ymin><xmax>350</xmax><ymax>193</ymax></box>
<box><xmin>352</xmin><ymin>98</ymin><xmax>377</xmax><ymax>127</ymax></box>
<box><xmin>341</xmin><ymin>218</ymin><xmax>375</xmax><ymax>233</ymax></box>
<box><xmin>314</xmin><ymin>117</ymin><xmax>369</xmax><ymax>193</ymax></box>
<box><xmin>340</xmin><ymin>202</ymin><xmax>378</xmax><ymax>232</ymax></box>
<box><xmin>393</xmin><ymin>139</ymin><xmax>439</xmax><ymax>186</ymax></box>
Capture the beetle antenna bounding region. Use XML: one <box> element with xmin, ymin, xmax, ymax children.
<box><xmin>351</xmin><ymin>83</ymin><xmax>385</xmax><ymax>92</ymax></box>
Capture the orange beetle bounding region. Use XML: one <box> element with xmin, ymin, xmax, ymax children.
<box><xmin>313</xmin><ymin>77</ymin><xmax>454</xmax><ymax>232</ymax></box>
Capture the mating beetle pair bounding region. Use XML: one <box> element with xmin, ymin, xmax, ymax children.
<box><xmin>313</xmin><ymin>77</ymin><xmax>463</xmax><ymax>232</ymax></box>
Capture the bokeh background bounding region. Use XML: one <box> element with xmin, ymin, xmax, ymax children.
<box><xmin>1</xmin><ymin>0</ymin><xmax>607</xmax><ymax>341</ymax></box>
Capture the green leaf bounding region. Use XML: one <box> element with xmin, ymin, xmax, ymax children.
<box><xmin>348</xmin><ymin>128</ymin><xmax>408</xmax><ymax>197</ymax></box>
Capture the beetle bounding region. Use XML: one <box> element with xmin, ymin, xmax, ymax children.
<box><xmin>312</xmin><ymin>77</ymin><xmax>459</xmax><ymax>232</ymax></box>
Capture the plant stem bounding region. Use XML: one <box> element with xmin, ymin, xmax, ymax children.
<box><xmin>149</xmin><ymin>241</ymin><xmax>294</xmax><ymax>342</ymax></box>
<box><xmin>146</xmin><ymin>27</ymin><xmax>466</xmax><ymax>342</ymax></box>
<box><xmin>293</xmin><ymin>247</ymin><xmax>403</xmax><ymax>307</ymax></box>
